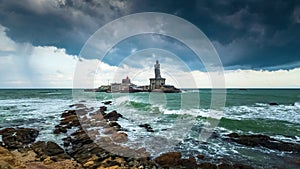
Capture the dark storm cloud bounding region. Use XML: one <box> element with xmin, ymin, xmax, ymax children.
<box><xmin>0</xmin><ymin>0</ymin><xmax>299</xmax><ymax>70</ymax></box>
<box><xmin>0</xmin><ymin>0</ymin><xmax>131</xmax><ymax>54</ymax></box>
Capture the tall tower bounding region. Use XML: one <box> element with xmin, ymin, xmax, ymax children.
<box><xmin>149</xmin><ymin>60</ymin><xmax>165</xmax><ymax>90</ymax></box>
<box><xmin>154</xmin><ymin>60</ymin><xmax>161</xmax><ymax>79</ymax></box>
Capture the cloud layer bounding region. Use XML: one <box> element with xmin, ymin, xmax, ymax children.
<box><xmin>0</xmin><ymin>24</ymin><xmax>299</xmax><ymax>88</ymax></box>
<box><xmin>0</xmin><ymin>0</ymin><xmax>299</xmax><ymax>70</ymax></box>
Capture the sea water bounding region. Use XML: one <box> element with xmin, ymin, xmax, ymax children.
<box><xmin>0</xmin><ymin>89</ymin><xmax>299</xmax><ymax>168</ymax></box>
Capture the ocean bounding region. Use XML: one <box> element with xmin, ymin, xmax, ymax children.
<box><xmin>0</xmin><ymin>89</ymin><xmax>299</xmax><ymax>168</ymax></box>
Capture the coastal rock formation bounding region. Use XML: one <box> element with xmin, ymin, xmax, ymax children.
<box><xmin>103</xmin><ymin>110</ymin><xmax>123</xmax><ymax>121</ymax></box>
<box><xmin>138</xmin><ymin>123</ymin><xmax>154</xmax><ymax>132</ymax></box>
<box><xmin>0</xmin><ymin>104</ymin><xmax>266</xmax><ymax>169</ymax></box>
<box><xmin>0</xmin><ymin>129</ymin><xmax>82</xmax><ymax>169</ymax></box>
<box><xmin>226</xmin><ymin>133</ymin><xmax>300</xmax><ymax>152</ymax></box>
<box><xmin>0</xmin><ymin>127</ymin><xmax>39</xmax><ymax>149</ymax></box>
<box><xmin>31</xmin><ymin>141</ymin><xmax>67</xmax><ymax>159</ymax></box>
<box><xmin>102</xmin><ymin>101</ymin><xmax>112</xmax><ymax>105</ymax></box>
<box><xmin>154</xmin><ymin>152</ymin><xmax>182</xmax><ymax>167</ymax></box>
<box><xmin>0</xmin><ymin>145</ymin><xmax>83</xmax><ymax>169</ymax></box>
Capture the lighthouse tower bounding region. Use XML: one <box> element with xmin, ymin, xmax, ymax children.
<box><xmin>149</xmin><ymin>60</ymin><xmax>166</xmax><ymax>90</ymax></box>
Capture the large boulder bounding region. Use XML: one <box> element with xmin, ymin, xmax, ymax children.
<box><xmin>154</xmin><ymin>152</ymin><xmax>181</xmax><ymax>167</ymax></box>
<box><xmin>226</xmin><ymin>133</ymin><xmax>300</xmax><ymax>152</ymax></box>
<box><xmin>0</xmin><ymin>128</ymin><xmax>39</xmax><ymax>149</ymax></box>
<box><xmin>31</xmin><ymin>141</ymin><xmax>65</xmax><ymax>157</ymax></box>
<box><xmin>111</xmin><ymin>132</ymin><xmax>128</xmax><ymax>143</ymax></box>
<box><xmin>104</xmin><ymin>110</ymin><xmax>122</xmax><ymax>121</ymax></box>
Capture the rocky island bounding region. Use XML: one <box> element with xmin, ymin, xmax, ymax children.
<box><xmin>85</xmin><ymin>60</ymin><xmax>181</xmax><ymax>93</ymax></box>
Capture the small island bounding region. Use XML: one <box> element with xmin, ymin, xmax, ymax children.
<box><xmin>85</xmin><ymin>60</ymin><xmax>181</xmax><ymax>93</ymax></box>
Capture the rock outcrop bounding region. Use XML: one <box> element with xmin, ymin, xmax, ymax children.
<box><xmin>226</xmin><ymin>133</ymin><xmax>300</xmax><ymax>152</ymax></box>
<box><xmin>0</xmin><ymin>127</ymin><xmax>39</xmax><ymax>149</ymax></box>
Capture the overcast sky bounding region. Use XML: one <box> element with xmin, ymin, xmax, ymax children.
<box><xmin>0</xmin><ymin>0</ymin><xmax>299</xmax><ymax>88</ymax></box>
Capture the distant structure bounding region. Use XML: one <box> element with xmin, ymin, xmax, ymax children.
<box><xmin>149</xmin><ymin>60</ymin><xmax>166</xmax><ymax>90</ymax></box>
<box><xmin>111</xmin><ymin>76</ymin><xmax>135</xmax><ymax>92</ymax></box>
<box><xmin>86</xmin><ymin>60</ymin><xmax>180</xmax><ymax>93</ymax></box>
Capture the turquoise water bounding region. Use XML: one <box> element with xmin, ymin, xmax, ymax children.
<box><xmin>0</xmin><ymin>89</ymin><xmax>299</xmax><ymax>168</ymax></box>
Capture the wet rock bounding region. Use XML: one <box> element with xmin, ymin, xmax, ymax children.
<box><xmin>100</xmin><ymin>106</ymin><xmax>107</xmax><ymax>112</ymax></box>
<box><xmin>154</xmin><ymin>152</ymin><xmax>181</xmax><ymax>167</ymax></box>
<box><xmin>269</xmin><ymin>102</ymin><xmax>279</xmax><ymax>106</ymax></box>
<box><xmin>138</xmin><ymin>123</ymin><xmax>154</xmax><ymax>132</ymax></box>
<box><xmin>198</xmin><ymin>162</ymin><xmax>217</xmax><ymax>169</ymax></box>
<box><xmin>68</xmin><ymin>142</ymin><xmax>111</xmax><ymax>165</ymax></box>
<box><xmin>102</xmin><ymin>101</ymin><xmax>112</xmax><ymax>105</ymax></box>
<box><xmin>226</xmin><ymin>133</ymin><xmax>300</xmax><ymax>152</ymax></box>
<box><xmin>61</xmin><ymin>110</ymin><xmax>76</xmax><ymax>117</ymax></box>
<box><xmin>53</xmin><ymin>126</ymin><xmax>68</xmax><ymax>134</ymax></box>
<box><xmin>70</xmin><ymin>129</ymin><xmax>94</xmax><ymax>145</ymax></box>
<box><xmin>111</xmin><ymin>132</ymin><xmax>128</xmax><ymax>143</ymax></box>
<box><xmin>196</xmin><ymin>154</ymin><xmax>205</xmax><ymax>160</ymax></box>
<box><xmin>109</xmin><ymin>121</ymin><xmax>122</xmax><ymax>131</ymax></box>
<box><xmin>31</xmin><ymin>141</ymin><xmax>65</xmax><ymax>157</ymax></box>
<box><xmin>218</xmin><ymin>163</ymin><xmax>234</xmax><ymax>169</ymax></box>
<box><xmin>62</xmin><ymin>137</ymin><xmax>71</xmax><ymax>147</ymax></box>
<box><xmin>104</xmin><ymin>110</ymin><xmax>123</xmax><ymax>121</ymax></box>
<box><xmin>60</xmin><ymin>114</ymin><xmax>79</xmax><ymax>125</ymax></box>
<box><xmin>103</xmin><ymin>127</ymin><xmax>116</xmax><ymax>134</ymax></box>
<box><xmin>178</xmin><ymin>156</ymin><xmax>197</xmax><ymax>168</ymax></box>
<box><xmin>69</xmin><ymin>103</ymin><xmax>85</xmax><ymax>108</ymax></box>
<box><xmin>0</xmin><ymin>128</ymin><xmax>39</xmax><ymax>149</ymax></box>
<box><xmin>233</xmin><ymin>163</ymin><xmax>254</xmax><ymax>169</ymax></box>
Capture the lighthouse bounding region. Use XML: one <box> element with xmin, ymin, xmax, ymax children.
<box><xmin>149</xmin><ymin>60</ymin><xmax>166</xmax><ymax>90</ymax></box>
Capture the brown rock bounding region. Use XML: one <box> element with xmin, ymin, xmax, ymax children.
<box><xmin>91</xmin><ymin>113</ymin><xmax>105</xmax><ymax>121</ymax></box>
<box><xmin>99</xmin><ymin>106</ymin><xmax>107</xmax><ymax>113</ymax></box>
<box><xmin>154</xmin><ymin>152</ymin><xmax>181</xmax><ymax>167</ymax></box>
<box><xmin>0</xmin><ymin>146</ymin><xmax>14</xmax><ymax>166</ymax></box>
<box><xmin>111</xmin><ymin>132</ymin><xmax>128</xmax><ymax>143</ymax></box>
<box><xmin>232</xmin><ymin>164</ymin><xmax>254</xmax><ymax>169</ymax></box>
<box><xmin>31</xmin><ymin>141</ymin><xmax>65</xmax><ymax>157</ymax></box>
<box><xmin>197</xmin><ymin>154</ymin><xmax>205</xmax><ymax>160</ymax></box>
<box><xmin>198</xmin><ymin>162</ymin><xmax>217</xmax><ymax>169</ymax></box>
<box><xmin>179</xmin><ymin>156</ymin><xmax>197</xmax><ymax>168</ymax></box>
<box><xmin>103</xmin><ymin>128</ymin><xmax>116</xmax><ymax>134</ymax></box>
<box><xmin>218</xmin><ymin>163</ymin><xmax>234</xmax><ymax>169</ymax></box>
<box><xmin>104</xmin><ymin>110</ymin><xmax>122</xmax><ymax>121</ymax></box>
<box><xmin>109</xmin><ymin>122</ymin><xmax>121</xmax><ymax>131</ymax></box>
<box><xmin>61</xmin><ymin>110</ymin><xmax>76</xmax><ymax>118</ymax></box>
<box><xmin>60</xmin><ymin>114</ymin><xmax>78</xmax><ymax>125</ymax></box>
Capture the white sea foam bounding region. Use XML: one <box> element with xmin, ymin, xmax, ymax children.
<box><xmin>295</xmin><ymin>102</ymin><xmax>300</xmax><ymax>108</ymax></box>
<box><xmin>224</xmin><ymin>103</ymin><xmax>300</xmax><ymax>124</ymax></box>
<box><xmin>0</xmin><ymin>98</ymin><xmax>74</xmax><ymax>145</ymax></box>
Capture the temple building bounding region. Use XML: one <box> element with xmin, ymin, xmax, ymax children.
<box><xmin>111</xmin><ymin>76</ymin><xmax>135</xmax><ymax>92</ymax></box>
<box><xmin>149</xmin><ymin>60</ymin><xmax>166</xmax><ymax>90</ymax></box>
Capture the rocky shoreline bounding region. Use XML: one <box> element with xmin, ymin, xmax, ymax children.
<box><xmin>0</xmin><ymin>102</ymin><xmax>299</xmax><ymax>169</ymax></box>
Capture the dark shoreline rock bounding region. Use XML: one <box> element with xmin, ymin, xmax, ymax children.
<box><xmin>138</xmin><ymin>123</ymin><xmax>154</xmax><ymax>132</ymax></box>
<box><xmin>226</xmin><ymin>133</ymin><xmax>300</xmax><ymax>152</ymax></box>
<box><xmin>103</xmin><ymin>110</ymin><xmax>123</xmax><ymax>121</ymax></box>
<box><xmin>0</xmin><ymin>127</ymin><xmax>39</xmax><ymax>149</ymax></box>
